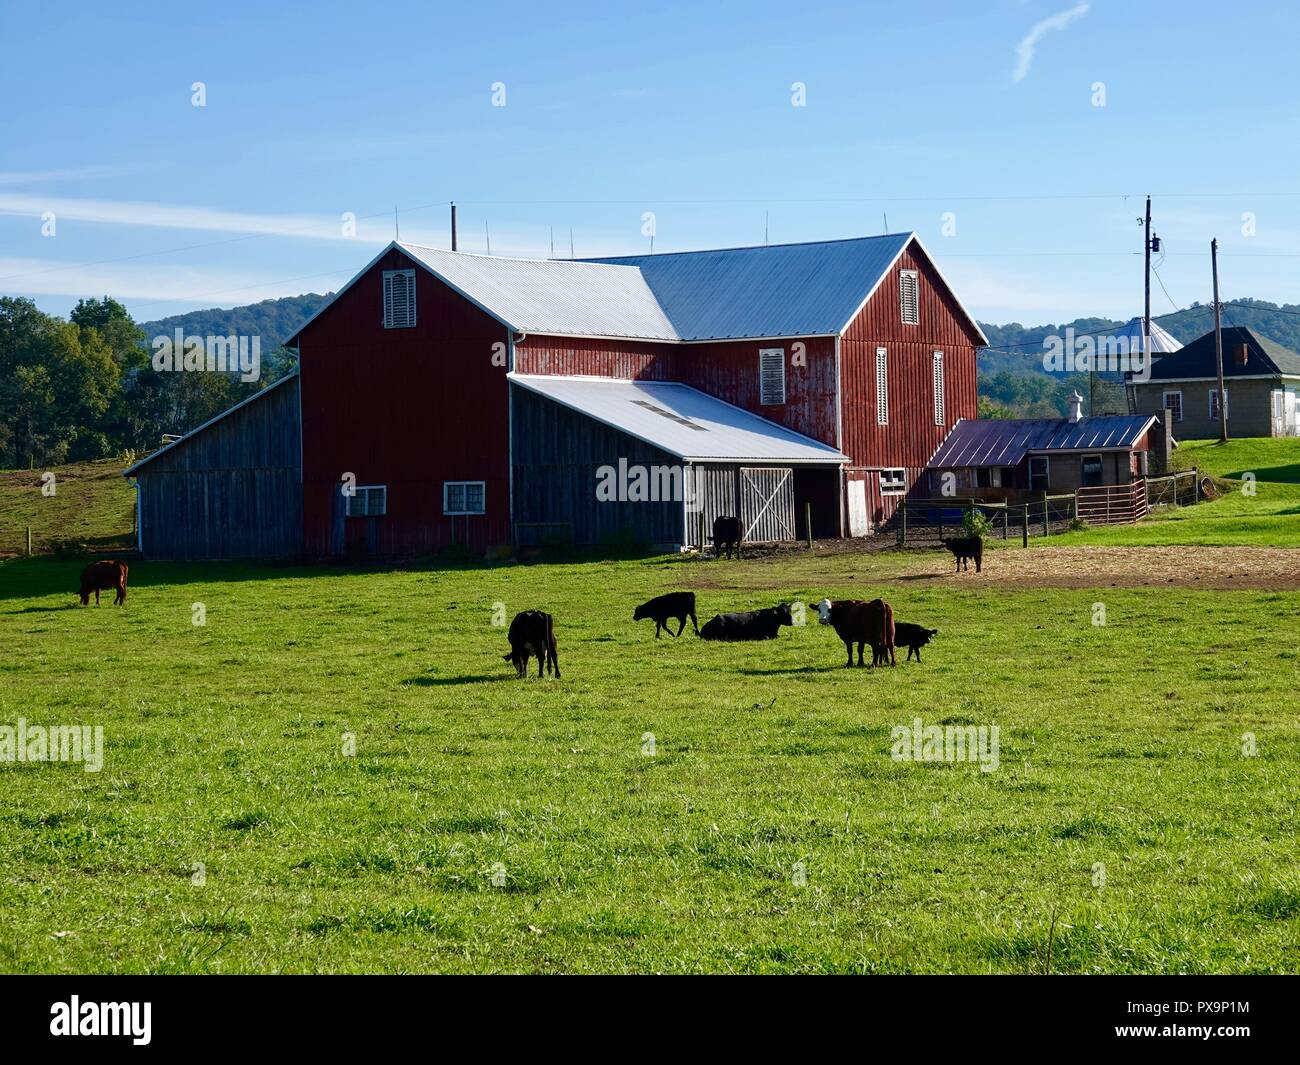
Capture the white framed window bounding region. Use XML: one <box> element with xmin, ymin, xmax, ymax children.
<box><xmin>758</xmin><ymin>348</ymin><xmax>786</xmax><ymax>405</ymax></box>
<box><xmin>875</xmin><ymin>347</ymin><xmax>889</xmax><ymax>425</ymax></box>
<box><xmin>444</xmin><ymin>481</ymin><xmax>485</xmax><ymax>515</ymax></box>
<box><xmin>880</xmin><ymin>468</ymin><xmax>906</xmax><ymax>495</ymax></box>
<box><xmin>899</xmin><ymin>270</ymin><xmax>919</xmax><ymax>325</ymax></box>
<box><xmin>345</xmin><ymin>484</ymin><xmax>387</xmax><ymax>517</ymax></box>
<box><xmin>382</xmin><ymin>268</ymin><xmax>417</xmax><ymax>329</ymax></box>
<box><xmin>932</xmin><ymin>350</ymin><xmax>945</xmax><ymax>425</ymax></box>
<box><xmin>1209</xmin><ymin>387</ymin><xmax>1228</xmax><ymax>420</ymax></box>
<box><xmin>1162</xmin><ymin>390</ymin><xmax>1183</xmax><ymax>423</ymax></box>
<box><xmin>1029</xmin><ymin>456</ymin><xmax>1050</xmax><ymax>493</ymax></box>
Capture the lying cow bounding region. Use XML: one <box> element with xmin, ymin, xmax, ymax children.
<box><xmin>893</xmin><ymin>621</ymin><xmax>938</xmax><ymax>663</ymax></box>
<box><xmin>634</xmin><ymin>591</ymin><xmax>699</xmax><ymax>639</ymax></box>
<box><xmin>502</xmin><ymin>610</ymin><xmax>560</xmax><ymax>678</ymax></box>
<box><xmin>79</xmin><ymin>560</ymin><xmax>129</xmax><ymax>606</ymax></box>
<box><xmin>711</xmin><ymin>516</ymin><xmax>744</xmax><ymax>560</ymax></box>
<box><xmin>698</xmin><ymin>603</ymin><xmax>793</xmax><ymax>641</ymax></box>
<box><xmin>941</xmin><ymin>535</ymin><xmax>983</xmax><ymax>573</ymax></box>
<box><xmin>812</xmin><ymin>597</ymin><xmax>895</xmax><ymax>668</ymax></box>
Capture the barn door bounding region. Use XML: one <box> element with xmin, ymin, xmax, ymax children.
<box><xmin>847</xmin><ymin>479</ymin><xmax>869</xmax><ymax>537</ymax></box>
<box><xmin>739</xmin><ymin>467</ymin><xmax>795</xmax><ymax>542</ymax></box>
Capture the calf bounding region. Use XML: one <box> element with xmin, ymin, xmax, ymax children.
<box><xmin>812</xmin><ymin>597</ymin><xmax>895</xmax><ymax>668</ymax></box>
<box><xmin>893</xmin><ymin>621</ymin><xmax>938</xmax><ymax>663</ymax></box>
<box><xmin>79</xmin><ymin>560</ymin><xmax>128</xmax><ymax>606</ymax></box>
<box><xmin>502</xmin><ymin>610</ymin><xmax>561</xmax><ymax>678</ymax></box>
<box><xmin>711</xmin><ymin>516</ymin><xmax>744</xmax><ymax>560</ymax></box>
<box><xmin>633</xmin><ymin>591</ymin><xmax>699</xmax><ymax>639</ymax></box>
<box><xmin>698</xmin><ymin>603</ymin><xmax>793</xmax><ymax>641</ymax></box>
<box><xmin>941</xmin><ymin>536</ymin><xmax>983</xmax><ymax>573</ymax></box>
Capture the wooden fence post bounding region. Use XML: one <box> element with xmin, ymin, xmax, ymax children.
<box><xmin>1021</xmin><ymin>504</ymin><xmax>1029</xmax><ymax>547</ymax></box>
<box><xmin>1193</xmin><ymin>466</ymin><xmax>1200</xmax><ymax>503</ymax></box>
<box><xmin>805</xmin><ymin>502</ymin><xmax>812</xmax><ymax>550</ymax></box>
<box><xmin>1041</xmin><ymin>492</ymin><xmax>1049</xmax><ymax>536</ymax></box>
<box><xmin>27</xmin><ymin>526</ymin><xmax>32</xmax><ymax>556</ymax></box>
<box><xmin>1002</xmin><ymin>507</ymin><xmax>1008</xmax><ymax>539</ymax></box>
<box><xmin>1072</xmin><ymin>493</ymin><xmax>1079</xmax><ymax>522</ymax></box>
<box><xmin>899</xmin><ymin>500</ymin><xmax>907</xmax><ymax>546</ymax></box>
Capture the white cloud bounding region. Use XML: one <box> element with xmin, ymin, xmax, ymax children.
<box><xmin>1013</xmin><ymin>2</ymin><xmax>1090</xmax><ymax>82</ymax></box>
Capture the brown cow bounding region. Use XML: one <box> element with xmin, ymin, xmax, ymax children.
<box><xmin>79</xmin><ymin>560</ymin><xmax>129</xmax><ymax>606</ymax></box>
<box><xmin>811</xmin><ymin>597</ymin><xmax>895</xmax><ymax>668</ymax></box>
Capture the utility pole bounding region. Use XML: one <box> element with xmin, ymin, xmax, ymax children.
<box><xmin>1143</xmin><ymin>195</ymin><xmax>1152</xmax><ymax>366</ymax></box>
<box><xmin>1211</xmin><ymin>238</ymin><xmax>1228</xmax><ymax>442</ymax></box>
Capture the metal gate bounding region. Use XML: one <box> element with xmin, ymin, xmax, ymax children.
<box><xmin>739</xmin><ymin>467</ymin><xmax>795</xmax><ymax>542</ymax></box>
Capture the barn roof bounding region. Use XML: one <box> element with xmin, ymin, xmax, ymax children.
<box><xmin>509</xmin><ymin>374</ymin><xmax>848</xmax><ymax>464</ymax></box>
<box><xmin>1135</xmin><ymin>326</ymin><xmax>1300</xmax><ymax>381</ymax></box>
<box><xmin>286</xmin><ymin>233</ymin><xmax>988</xmax><ymax>345</ymax></box>
<box><xmin>928</xmin><ymin>414</ymin><xmax>1157</xmax><ymax>468</ymax></box>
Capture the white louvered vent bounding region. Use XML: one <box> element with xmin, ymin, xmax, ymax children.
<box><xmin>932</xmin><ymin>350</ymin><xmax>945</xmax><ymax>425</ymax></box>
<box><xmin>875</xmin><ymin>347</ymin><xmax>889</xmax><ymax>425</ymax></box>
<box><xmin>759</xmin><ymin>348</ymin><xmax>786</xmax><ymax>405</ymax></box>
<box><xmin>383</xmin><ymin>269</ymin><xmax>417</xmax><ymax>329</ymax></box>
<box><xmin>900</xmin><ymin>270</ymin><xmax>919</xmax><ymax>326</ymax></box>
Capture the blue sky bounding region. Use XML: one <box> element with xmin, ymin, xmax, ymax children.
<box><xmin>4</xmin><ymin>0</ymin><xmax>1299</xmax><ymax>326</ymax></box>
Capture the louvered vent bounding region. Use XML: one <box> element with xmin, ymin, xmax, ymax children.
<box><xmin>383</xmin><ymin>269</ymin><xmax>417</xmax><ymax>329</ymax></box>
<box><xmin>759</xmin><ymin>348</ymin><xmax>786</xmax><ymax>405</ymax></box>
<box><xmin>900</xmin><ymin>270</ymin><xmax>919</xmax><ymax>326</ymax></box>
<box><xmin>875</xmin><ymin>347</ymin><xmax>889</xmax><ymax>425</ymax></box>
<box><xmin>932</xmin><ymin>350</ymin><xmax>945</xmax><ymax>425</ymax></box>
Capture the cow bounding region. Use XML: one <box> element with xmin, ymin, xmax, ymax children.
<box><xmin>711</xmin><ymin>516</ymin><xmax>744</xmax><ymax>560</ymax></box>
<box><xmin>811</xmin><ymin>598</ymin><xmax>895</xmax><ymax>668</ymax></box>
<box><xmin>940</xmin><ymin>535</ymin><xmax>983</xmax><ymax>573</ymax></box>
<box><xmin>633</xmin><ymin>591</ymin><xmax>699</xmax><ymax>639</ymax></box>
<box><xmin>502</xmin><ymin>610</ymin><xmax>560</xmax><ymax>678</ymax></box>
<box><xmin>893</xmin><ymin>622</ymin><xmax>938</xmax><ymax>663</ymax></box>
<box><xmin>698</xmin><ymin>603</ymin><xmax>793</xmax><ymax>641</ymax></box>
<box><xmin>79</xmin><ymin>560</ymin><xmax>128</xmax><ymax>606</ymax></box>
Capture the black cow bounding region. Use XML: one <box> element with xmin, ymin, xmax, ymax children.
<box><xmin>893</xmin><ymin>622</ymin><xmax>938</xmax><ymax>662</ymax></box>
<box><xmin>634</xmin><ymin>591</ymin><xmax>699</xmax><ymax>639</ymax></box>
<box><xmin>698</xmin><ymin>603</ymin><xmax>793</xmax><ymax>641</ymax></box>
<box><xmin>711</xmin><ymin>516</ymin><xmax>744</xmax><ymax>559</ymax></box>
<box><xmin>941</xmin><ymin>536</ymin><xmax>983</xmax><ymax>573</ymax></box>
<box><xmin>502</xmin><ymin>610</ymin><xmax>560</xmax><ymax>678</ymax></box>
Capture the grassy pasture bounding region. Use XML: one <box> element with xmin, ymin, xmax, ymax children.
<box><xmin>0</xmin><ymin>459</ymin><xmax>134</xmax><ymax>557</ymax></box>
<box><xmin>1</xmin><ymin>551</ymin><xmax>1297</xmax><ymax>974</ymax></box>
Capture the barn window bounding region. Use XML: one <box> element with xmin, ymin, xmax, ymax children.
<box><xmin>1029</xmin><ymin>456</ymin><xmax>1049</xmax><ymax>493</ymax></box>
<box><xmin>932</xmin><ymin>351</ymin><xmax>945</xmax><ymax>425</ymax></box>
<box><xmin>1209</xmin><ymin>387</ymin><xmax>1228</xmax><ymax>421</ymax></box>
<box><xmin>880</xmin><ymin>468</ymin><xmax>906</xmax><ymax>495</ymax></box>
<box><xmin>1162</xmin><ymin>390</ymin><xmax>1183</xmax><ymax>422</ymax></box>
<box><xmin>875</xmin><ymin>347</ymin><xmax>889</xmax><ymax>424</ymax></box>
<box><xmin>444</xmin><ymin>481</ymin><xmax>486</xmax><ymax>515</ymax></box>
<box><xmin>899</xmin><ymin>270</ymin><xmax>919</xmax><ymax>325</ymax></box>
<box><xmin>976</xmin><ymin>467</ymin><xmax>1001</xmax><ymax>488</ymax></box>
<box><xmin>382</xmin><ymin>269</ymin><xmax>417</xmax><ymax>329</ymax></box>
<box><xmin>758</xmin><ymin>348</ymin><xmax>786</xmax><ymax>405</ymax></box>
<box><xmin>1081</xmin><ymin>454</ymin><xmax>1104</xmax><ymax>487</ymax></box>
<box><xmin>346</xmin><ymin>484</ymin><xmax>387</xmax><ymax>517</ymax></box>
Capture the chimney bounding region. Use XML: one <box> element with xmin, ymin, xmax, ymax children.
<box><xmin>1235</xmin><ymin>342</ymin><xmax>1248</xmax><ymax>366</ymax></box>
<box><xmin>1067</xmin><ymin>389</ymin><xmax>1084</xmax><ymax>424</ymax></box>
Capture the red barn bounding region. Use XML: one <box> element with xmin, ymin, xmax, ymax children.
<box><xmin>126</xmin><ymin>233</ymin><xmax>986</xmax><ymax>559</ymax></box>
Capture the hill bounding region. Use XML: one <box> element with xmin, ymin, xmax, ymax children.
<box><xmin>0</xmin><ymin>459</ymin><xmax>135</xmax><ymax>556</ymax></box>
<box><xmin>137</xmin><ymin>292</ymin><xmax>333</xmax><ymax>355</ymax></box>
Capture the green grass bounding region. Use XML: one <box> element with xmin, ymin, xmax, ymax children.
<box><xmin>1</xmin><ymin>551</ymin><xmax>1297</xmax><ymax>973</ymax></box>
<box><xmin>1174</xmin><ymin>437</ymin><xmax>1300</xmax><ymax>484</ymax></box>
<box><xmin>0</xmin><ymin>459</ymin><xmax>135</xmax><ymax>556</ymax></box>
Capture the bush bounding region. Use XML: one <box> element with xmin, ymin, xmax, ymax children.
<box><xmin>962</xmin><ymin>507</ymin><xmax>993</xmax><ymax>539</ymax></box>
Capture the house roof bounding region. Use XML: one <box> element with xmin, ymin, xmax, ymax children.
<box><xmin>122</xmin><ymin>371</ymin><xmax>298</xmax><ymax>477</ymax></box>
<box><xmin>1112</xmin><ymin>316</ymin><xmax>1183</xmax><ymax>354</ymax></box>
<box><xmin>286</xmin><ymin>233</ymin><xmax>988</xmax><ymax>345</ymax></box>
<box><xmin>509</xmin><ymin>374</ymin><xmax>848</xmax><ymax>464</ymax></box>
<box><xmin>1137</xmin><ymin>326</ymin><xmax>1300</xmax><ymax>381</ymax></box>
<box><xmin>927</xmin><ymin>414</ymin><xmax>1157</xmax><ymax>468</ymax></box>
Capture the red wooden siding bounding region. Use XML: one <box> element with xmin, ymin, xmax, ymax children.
<box><xmin>297</xmin><ymin>247</ymin><xmax>511</xmax><ymax>555</ymax></box>
<box><xmin>514</xmin><ymin>336</ymin><xmax>672</xmax><ymax>380</ymax></box>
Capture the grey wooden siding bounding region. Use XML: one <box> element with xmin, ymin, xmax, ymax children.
<box><xmin>133</xmin><ymin>375</ymin><xmax>302</xmax><ymax>559</ymax></box>
<box><xmin>511</xmin><ymin>385</ymin><xmax>685</xmax><ymax>548</ymax></box>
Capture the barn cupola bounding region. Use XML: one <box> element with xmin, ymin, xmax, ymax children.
<box><xmin>1067</xmin><ymin>390</ymin><xmax>1084</xmax><ymax>424</ymax></box>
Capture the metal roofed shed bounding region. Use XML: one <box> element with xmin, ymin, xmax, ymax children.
<box><xmin>508</xmin><ymin>374</ymin><xmax>847</xmax><ymax>551</ymax></box>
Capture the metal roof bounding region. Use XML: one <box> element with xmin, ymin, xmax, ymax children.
<box><xmin>582</xmin><ymin>234</ymin><xmax>915</xmax><ymax>341</ymax></box>
<box><xmin>928</xmin><ymin>414</ymin><xmax>1157</xmax><ymax>468</ymax></box>
<box><xmin>1138</xmin><ymin>326</ymin><xmax>1300</xmax><ymax>381</ymax></box>
<box><xmin>1113</xmin><ymin>317</ymin><xmax>1183</xmax><ymax>354</ymax></box>
<box><xmin>400</xmin><ymin>244</ymin><xmax>679</xmax><ymax>341</ymax></box>
<box><xmin>509</xmin><ymin>374</ymin><xmax>848</xmax><ymax>464</ymax></box>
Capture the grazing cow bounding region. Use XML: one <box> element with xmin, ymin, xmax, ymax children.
<box><xmin>711</xmin><ymin>516</ymin><xmax>744</xmax><ymax>560</ymax></box>
<box><xmin>893</xmin><ymin>621</ymin><xmax>938</xmax><ymax>663</ymax></box>
<box><xmin>633</xmin><ymin>591</ymin><xmax>699</xmax><ymax>639</ymax></box>
<box><xmin>812</xmin><ymin>597</ymin><xmax>895</xmax><ymax>668</ymax></box>
<box><xmin>698</xmin><ymin>603</ymin><xmax>793</xmax><ymax>641</ymax></box>
<box><xmin>502</xmin><ymin>610</ymin><xmax>561</xmax><ymax>678</ymax></box>
<box><xmin>941</xmin><ymin>536</ymin><xmax>983</xmax><ymax>573</ymax></box>
<box><xmin>79</xmin><ymin>560</ymin><xmax>128</xmax><ymax>606</ymax></box>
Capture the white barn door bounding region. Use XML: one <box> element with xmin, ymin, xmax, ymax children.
<box><xmin>847</xmin><ymin>479</ymin><xmax>870</xmax><ymax>537</ymax></box>
<box><xmin>739</xmin><ymin>467</ymin><xmax>795</xmax><ymax>542</ymax></box>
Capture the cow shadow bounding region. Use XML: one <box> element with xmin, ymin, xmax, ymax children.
<box><xmin>402</xmin><ymin>673</ymin><xmax>513</xmax><ymax>687</ymax></box>
<box><xmin>738</xmin><ymin>665</ymin><xmax>840</xmax><ymax>676</ymax></box>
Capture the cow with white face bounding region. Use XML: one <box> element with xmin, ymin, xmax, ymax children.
<box><xmin>808</xmin><ymin>597</ymin><xmax>895</xmax><ymax>668</ymax></box>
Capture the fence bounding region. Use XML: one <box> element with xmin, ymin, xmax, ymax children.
<box><xmin>1145</xmin><ymin>469</ymin><xmax>1200</xmax><ymax>509</ymax></box>
<box><xmin>1076</xmin><ymin>480</ymin><xmax>1148</xmax><ymax>526</ymax></box>
<box><xmin>896</xmin><ymin>495</ymin><xmax>1075</xmax><ymax>547</ymax></box>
